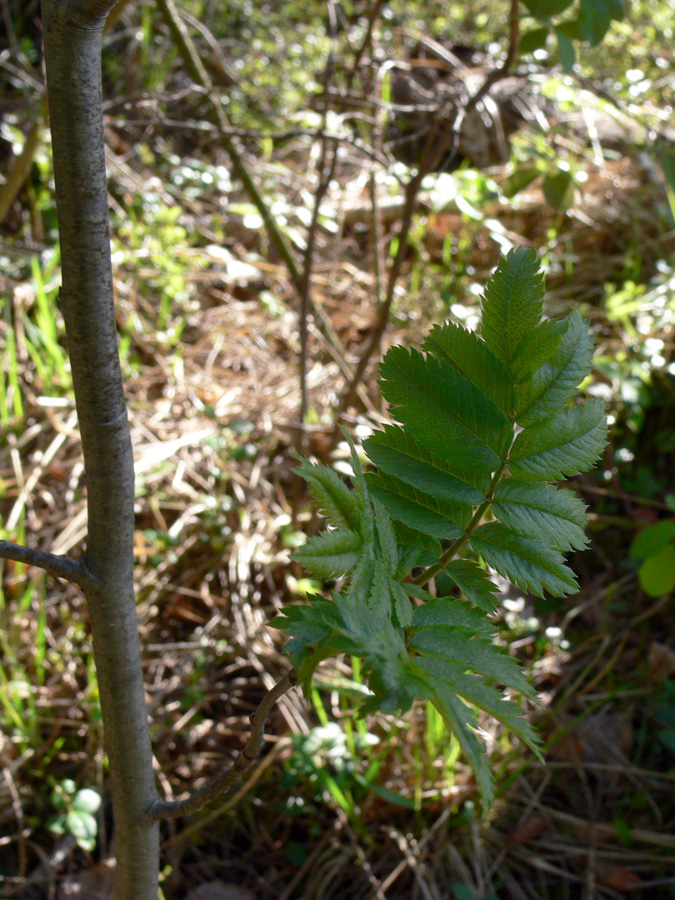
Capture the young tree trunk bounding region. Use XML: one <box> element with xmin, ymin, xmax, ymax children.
<box><xmin>42</xmin><ymin>1</ymin><xmax>160</xmax><ymax>895</ymax></box>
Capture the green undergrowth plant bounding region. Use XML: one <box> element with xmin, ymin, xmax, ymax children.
<box><xmin>273</xmin><ymin>247</ymin><xmax>607</xmax><ymax>804</ymax></box>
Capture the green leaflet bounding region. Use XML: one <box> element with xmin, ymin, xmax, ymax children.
<box><xmin>373</xmin><ymin>498</ymin><xmax>398</xmax><ymax>575</ymax></box>
<box><xmin>410</xmin><ymin>624</ymin><xmax>534</xmax><ymax>693</ymax></box>
<box><xmin>424</xmin><ymin>322</ymin><xmax>513</xmax><ymax>414</ymax></box>
<box><xmin>471</xmin><ymin>522</ymin><xmax>578</xmax><ymax>597</ymax></box>
<box><xmin>444</xmin><ymin>559</ymin><xmax>500</xmax><ymax>612</ymax></box>
<box><xmin>294</xmin><ymin>528</ymin><xmax>362</xmax><ymax>578</ymax></box>
<box><xmin>366</xmin><ymin>425</ymin><xmax>488</xmax><ymax>503</ymax></box>
<box><xmin>379</xmin><ymin>345</ymin><xmax>512</xmax><ymax>472</ymax></box>
<box><xmin>423</xmin><ymin>681</ymin><xmax>494</xmax><ymax>805</ymax></box>
<box><xmin>515</xmin><ymin>310</ymin><xmax>595</xmax><ymax>426</ymax></box>
<box><xmin>412</xmin><ymin>595</ymin><xmax>497</xmax><ymax>637</ymax></box>
<box><xmin>415</xmin><ymin>656</ymin><xmax>542</xmax><ymax>755</ymax></box>
<box><xmin>481</xmin><ymin>247</ymin><xmax>545</xmax><ymax>370</ymax></box>
<box><xmin>492</xmin><ymin>479</ymin><xmax>589</xmax><ymax>551</ymax></box>
<box><xmin>509</xmin><ymin>399</ymin><xmax>608</xmax><ymax>482</ymax></box>
<box><xmin>367</xmin><ymin>470</ymin><xmax>471</xmax><ymax>540</ymax></box>
<box><xmin>295</xmin><ymin>459</ymin><xmax>360</xmax><ymax>531</ymax></box>
<box><xmin>509</xmin><ymin>319</ymin><xmax>564</xmax><ymax>383</ymax></box>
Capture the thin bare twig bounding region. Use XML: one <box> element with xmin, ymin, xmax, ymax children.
<box><xmin>333</xmin><ymin>0</ymin><xmax>522</xmax><ymax>428</ymax></box>
<box><xmin>155</xmin><ymin>0</ymin><xmax>369</xmax><ymax>410</ymax></box>
<box><xmin>147</xmin><ymin>670</ymin><xmax>297</xmax><ymax>821</ymax></box>
<box><xmin>0</xmin><ymin>540</ymin><xmax>96</xmax><ymax>590</ymax></box>
<box><xmin>299</xmin><ymin>0</ymin><xmax>340</xmax><ymax>432</ymax></box>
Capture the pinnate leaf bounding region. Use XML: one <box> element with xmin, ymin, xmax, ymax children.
<box><xmin>509</xmin><ymin>399</ymin><xmax>607</xmax><ymax>482</ymax></box>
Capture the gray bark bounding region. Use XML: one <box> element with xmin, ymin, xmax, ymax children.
<box><xmin>42</xmin><ymin>1</ymin><xmax>160</xmax><ymax>896</ymax></box>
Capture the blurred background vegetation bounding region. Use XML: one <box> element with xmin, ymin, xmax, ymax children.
<box><xmin>0</xmin><ymin>1</ymin><xmax>674</xmax><ymax>898</ymax></box>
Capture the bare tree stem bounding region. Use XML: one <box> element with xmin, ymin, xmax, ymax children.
<box><xmin>43</xmin><ymin>2</ymin><xmax>160</xmax><ymax>896</ymax></box>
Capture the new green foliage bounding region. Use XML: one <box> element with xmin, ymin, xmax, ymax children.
<box><xmin>273</xmin><ymin>247</ymin><xmax>607</xmax><ymax>804</ymax></box>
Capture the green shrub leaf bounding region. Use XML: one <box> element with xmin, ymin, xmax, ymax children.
<box><xmin>278</xmin><ymin>249</ymin><xmax>606</xmax><ymax>806</ymax></box>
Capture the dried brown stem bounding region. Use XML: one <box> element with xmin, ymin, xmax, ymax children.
<box><xmin>148</xmin><ymin>671</ymin><xmax>297</xmax><ymax>821</ymax></box>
